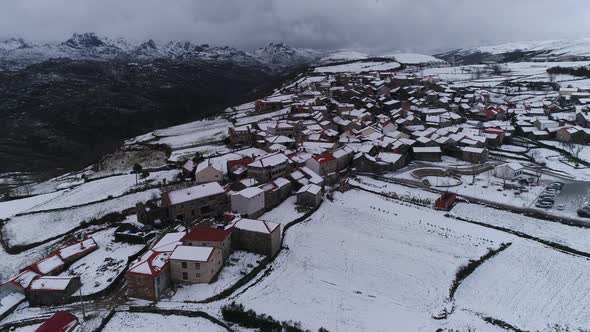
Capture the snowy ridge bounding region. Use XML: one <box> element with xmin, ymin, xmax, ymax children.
<box><xmin>0</xmin><ymin>33</ymin><xmax>321</xmax><ymax>71</ymax></box>
<box><xmin>438</xmin><ymin>38</ymin><xmax>590</xmax><ymax>63</ymax></box>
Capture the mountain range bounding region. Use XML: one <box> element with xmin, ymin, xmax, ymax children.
<box><xmin>0</xmin><ymin>33</ymin><xmax>322</xmax><ymax>71</ymax></box>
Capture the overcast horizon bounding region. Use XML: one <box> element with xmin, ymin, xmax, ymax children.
<box><xmin>2</xmin><ymin>0</ymin><xmax>590</xmax><ymax>54</ymax></box>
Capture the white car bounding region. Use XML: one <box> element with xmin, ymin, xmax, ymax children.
<box><xmin>557</xmin><ymin>204</ymin><xmax>565</xmax><ymax>210</ymax></box>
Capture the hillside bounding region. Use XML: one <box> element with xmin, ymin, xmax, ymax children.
<box><xmin>436</xmin><ymin>38</ymin><xmax>590</xmax><ymax>64</ymax></box>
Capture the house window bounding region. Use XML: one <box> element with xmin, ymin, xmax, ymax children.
<box><xmin>195</xmin><ymin>263</ymin><xmax>200</xmax><ymax>270</ymax></box>
<box><xmin>181</xmin><ymin>262</ymin><xmax>187</xmax><ymax>269</ymax></box>
<box><xmin>182</xmin><ymin>272</ymin><xmax>188</xmax><ymax>280</ymax></box>
<box><xmin>196</xmin><ymin>273</ymin><xmax>201</xmax><ymax>278</ymax></box>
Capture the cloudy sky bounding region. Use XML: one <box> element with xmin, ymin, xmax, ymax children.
<box><xmin>2</xmin><ymin>0</ymin><xmax>590</xmax><ymax>53</ymax></box>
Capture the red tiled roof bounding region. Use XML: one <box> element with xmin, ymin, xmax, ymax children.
<box><xmin>182</xmin><ymin>226</ymin><xmax>233</xmax><ymax>243</ymax></box>
<box><xmin>36</xmin><ymin>311</ymin><xmax>79</xmax><ymax>332</ymax></box>
<box><xmin>313</xmin><ymin>153</ymin><xmax>336</xmax><ymax>164</ymax></box>
<box><xmin>228</xmin><ymin>158</ymin><xmax>254</xmax><ymax>169</ymax></box>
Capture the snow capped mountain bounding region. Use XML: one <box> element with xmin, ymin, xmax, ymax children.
<box><xmin>252</xmin><ymin>42</ymin><xmax>322</xmax><ymax>69</ymax></box>
<box><xmin>0</xmin><ymin>33</ymin><xmax>320</xmax><ymax>71</ymax></box>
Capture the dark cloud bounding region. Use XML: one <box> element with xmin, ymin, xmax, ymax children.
<box><xmin>1</xmin><ymin>0</ymin><xmax>590</xmax><ymax>53</ymax></box>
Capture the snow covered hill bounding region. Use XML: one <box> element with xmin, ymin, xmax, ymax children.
<box><xmin>0</xmin><ymin>33</ymin><xmax>321</xmax><ymax>71</ymax></box>
<box><xmin>437</xmin><ymin>38</ymin><xmax>590</xmax><ymax>64</ymax></box>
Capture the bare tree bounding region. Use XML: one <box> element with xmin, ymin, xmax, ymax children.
<box><xmin>472</xmin><ymin>67</ymin><xmax>485</xmax><ymax>80</ymax></box>
<box><xmin>560</xmin><ymin>142</ymin><xmax>584</xmax><ymax>161</ymax></box>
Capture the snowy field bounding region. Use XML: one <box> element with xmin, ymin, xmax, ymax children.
<box><xmin>150</xmin><ymin>118</ymin><xmax>231</xmax><ymax>149</ymax></box>
<box><xmin>314</xmin><ymin>61</ymin><xmax>401</xmax><ymax>73</ymax></box>
<box><xmin>102</xmin><ymin>311</ymin><xmax>227</xmax><ymax>332</ymax></box>
<box><xmin>382</xmin><ymin>53</ymin><xmax>445</xmax><ymax>64</ymax></box>
<box><xmin>455</xmin><ymin>241</ymin><xmax>590</xmax><ymax>331</ymax></box>
<box><xmin>233</xmin><ymin>107</ymin><xmax>291</xmax><ymax>126</ymax></box>
<box><xmin>451</xmin><ymin>203</ymin><xmax>590</xmax><ymax>253</ymax></box>
<box><xmin>168</xmin><ymin>144</ymin><xmax>230</xmax><ymax>163</ymax></box>
<box><xmin>350</xmin><ymin>175</ymin><xmax>440</xmax><ymax>202</ymax></box>
<box><xmin>62</xmin><ymin>228</ymin><xmax>145</xmax><ymax>295</ymax></box>
<box><xmin>319</xmin><ymin>50</ymin><xmax>369</xmax><ymax>64</ymax></box>
<box><xmin>163</xmin><ymin>250</ymin><xmax>263</xmax><ymax>302</ymax></box>
<box><xmin>2</xmin><ymin>189</ymin><xmax>159</xmax><ymax>247</ymax></box>
<box><xmin>0</xmin><ymin>191</ymin><xmax>62</xmax><ymax>219</ymax></box>
<box><xmin>234</xmin><ymin>190</ymin><xmax>509</xmax><ymax>331</ymax></box>
<box><xmin>389</xmin><ymin>168</ymin><xmax>546</xmax><ymax>208</ymax></box>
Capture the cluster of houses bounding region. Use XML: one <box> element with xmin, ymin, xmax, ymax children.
<box><xmin>126</xmin><ymin>63</ymin><xmax>590</xmax><ymax>302</ymax></box>
<box><xmin>0</xmin><ymin>238</ymin><xmax>97</xmax><ymax>314</ymax></box>
<box><xmin>126</xmin><ymin>216</ymin><xmax>281</xmax><ymax>301</ymax></box>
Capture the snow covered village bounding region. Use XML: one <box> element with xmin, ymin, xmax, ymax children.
<box><xmin>3</xmin><ymin>46</ymin><xmax>590</xmax><ymax>332</ymax></box>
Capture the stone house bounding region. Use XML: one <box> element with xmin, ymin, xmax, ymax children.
<box><xmin>163</xmin><ymin>182</ymin><xmax>228</xmax><ymax>222</ymax></box>
<box><xmin>231</xmin><ymin>218</ymin><xmax>282</xmax><ymax>257</ymax></box>
<box><xmin>259</xmin><ymin>177</ymin><xmax>292</xmax><ymax>210</ymax></box>
<box><xmin>247</xmin><ymin>153</ymin><xmax>290</xmax><ymax>183</ymax></box>
<box><xmin>26</xmin><ymin>276</ymin><xmax>81</xmax><ymax>306</ymax></box>
<box><xmin>126</xmin><ymin>231</ymin><xmax>185</xmax><ymax>301</ymax></box>
<box><xmin>296</xmin><ymin>184</ymin><xmax>323</xmax><ymax>207</ymax></box>
<box><xmin>169</xmin><ymin>246</ymin><xmax>223</xmax><ymax>284</ymax></box>
<box><xmin>460</xmin><ymin>147</ymin><xmax>489</xmax><ymax>164</ymax></box>
<box><xmin>126</xmin><ymin>251</ymin><xmax>172</xmax><ymax>301</ymax></box>
<box><xmin>228</xmin><ymin>125</ymin><xmax>254</xmax><ymax>146</ymax></box>
<box><xmin>412</xmin><ymin>146</ymin><xmax>442</xmax><ymax>162</ymax></box>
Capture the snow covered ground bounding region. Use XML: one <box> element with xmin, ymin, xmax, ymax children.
<box><xmin>62</xmin><ymin>228</ymin><xmax>145</xmax><ymax>295</ymax></box>
<box><xmin>451</xmin><ymin>203</ymin><xmax>590</xmax><ymax>253</ymax></box>
<box><xmin>259</xmin><ymin>196</ymin><xmax>304</xmax><ymax>226</ymax></box>
<box><xmin>233</xmin><ymin>190</ymin><xmax>509</xmax><ymax>331</ymax></box>
<box><xmin>455</xmin><ymin>240</ymin><xmax>590</xmax><ymax>331</ymax></box>
<box><xmin>162</xmin><ymin>250</ymin><xmax>263</xmax><ymax>302</ymax></box>
<box><xmin>382</xmin><ymin>53</ymin><xmax>445</xmax><ymax>64</ymax></box>
<box><xmin>0</xmin><ymin>191</ymin><xmax>62</xmax><ymax>220</ymax></box>
<box><xmin>102</xmin><ymin>311</ymin><xmax>227</xmax><ymax>332</ymax></box>
<box><xmin>149</xmin><ymin>118</ymin><xmax>231</xmax><ymax>149</ymax></box>
<box><xmin>314</xmin><ymin>61</ymin><xmax>401</xmax><ymax>74</ymax></box>
<box><xmin>2</xmin><ymin>189</ymin><xmax>159</xmax><ymax>247</ymax></box>
<box><xmin>168</xmin><ymin>144</ymin><xmax>231</xmax><ymax>163</ymax></box>
<box><xmin>350</xmin><ymin>175</ymin><xmax>440</xmax><ymax>202</ymax></box>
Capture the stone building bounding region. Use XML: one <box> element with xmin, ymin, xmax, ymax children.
<box><xmin>231</xmin><ymin>218</ymin><xmax>282</xmax><ymax>257</ymax></box>
<box><xmin>163</xmin><ymin>182</ymin><xmax>228</xmax><ymax>222</ymax></box>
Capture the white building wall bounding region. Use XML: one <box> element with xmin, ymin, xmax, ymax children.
<box><xmin>231</xmin><ymin>192</ymin><xmax>265</xmax><ymax>216</ymax></box>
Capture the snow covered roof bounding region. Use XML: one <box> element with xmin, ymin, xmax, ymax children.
<box><xmin>9</xmin><ymin>269</ymin><xmax>40</xmax><ymax>289</ymax></box>
<box><xmin>170</xmin><ymin>246</ymin><xmax>215</xmax><ymax>262</ymax></box>
<box><xmin>165</xmin><ymin>182</ymin><xmax>225</xmax><ymax>205</ymax></box>
<box><xmin>248</xmin><ymin>153</ymin><xmax>289</xmax><ymax>168</ymax></box>
<box><xmin>29</xmin><ymin>276</ymin><xmax>77</xmax><ymax>291</ymax></box>
<box><xmin>297</xmin><ymin>184</ymin><xmax>322</xmax><ymax>195</ymax></box>
<box><xmin>28</xmin><ymin>254</ymin><xmax>65</xmax><ymax>275</ymax></box>
<box><xmin>234</xmin><ymin>186</ymin><xmax>264</xmax><ymax>199</ymax></box>
<box><xmin>413</xmin><ymin>146</ymin><xmax>441</xmax><ymax>153</ymax></box>
<box><xmin>128</xmin><ymin>250</ymin><xmax>171</xmax><ymax>277</ymax></box>
<box><xmin>461</xmin><ymin>147</ymin><xmax>486</xmax><ymax>154</ymax></box>
<box><xmin>233</xmin><ymin>218</ymin><xmax>280</xmax><ymax>234</ymax></box>
<box><xmin>153</xmin><ymin>231</ymin><xmax>186</xmax><ymax>253</ymax></box>
<box><xmin>57</xmin><ymin>238</ymin><xmax>98</xmax><ymax>261</ymax></box>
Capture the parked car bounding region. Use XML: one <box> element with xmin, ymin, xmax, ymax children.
<box><xmin>549</xmin><ymin>182</ymin><xmax>564</xmax><ymax>189</ymax></box>
<box><xmin>578</xmin><ymin>206</ymin><xmax>590</xmax><ymax>218</ymax></box>
<box><xmin>557</xmin><ymin>204</ymin><xmax>565</xmax><ymax>210</ymax></box>
<box><xmin>536</xmin><ymin>202</ymin><xmax>553</xmax><ymax>209</ymax></box>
